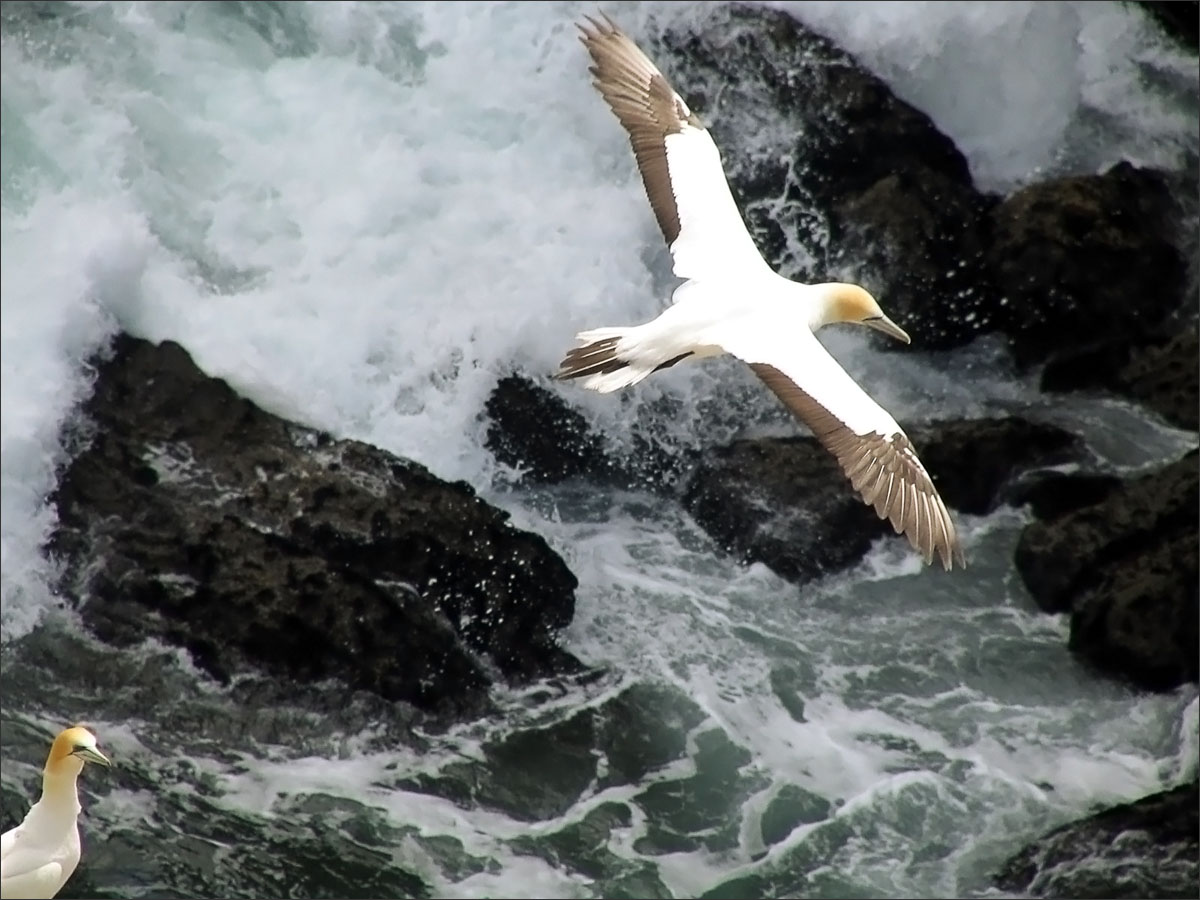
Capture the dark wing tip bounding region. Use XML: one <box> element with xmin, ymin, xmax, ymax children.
<box><xmin>746</xmin><ymin>362</ymin><xmax>965</xmax><ymax>573</ymax></box>
<box><xmin>578</xmin><ymin>11</ymin><xmax>618</xmax><ymax>40</ymax></box>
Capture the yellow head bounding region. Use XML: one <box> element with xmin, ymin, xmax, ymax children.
<box><xmin>818</xmin><ymin>283</ymin><xmax>911</xmax><ymax>344</ymax></box>
<box><xmin>45</xmin><ymin>724</ymin><xmax>111</xmax><ymax>775</ymax></box>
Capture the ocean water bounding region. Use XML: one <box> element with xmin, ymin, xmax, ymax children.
<box><xmin>1</xmin><ymin>2</ymin><xmax>1197</xmax><ymax>898</ymax></box>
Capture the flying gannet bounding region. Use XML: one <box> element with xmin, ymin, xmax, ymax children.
<box><xmin>1</xmin><ymin>725</ymin><xmax>111</xmax><ymax>900</ymax></box>
<box><xmin>556</xmin><ymin>14</ymin><xmax>965</xmax><ymax>570</ymax></box>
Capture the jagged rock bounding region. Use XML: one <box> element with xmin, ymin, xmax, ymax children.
<box><xmin>1010</xmin><ymin>472</ymin><xmax>1124</xmax><ymax>522</ymax></box>
<box><xmin>1015</xmin><ymin>450</ymin><xmax>1199</xmax><ymax>690</ymax></box>
<box><xmin>909</xmin><ymin>419</ymin><xmax>1086</xmax><ymax>514</ymax></box>
<box><xmin>653</xmin><ymin>4</ymin><xmax>994</xmax><ymax>351</ymax></box>
<box><xmin>485</xmin><ymin>374</ymin><xmax>611</xmax><ymax>483</ymax></box>
<box><xmin>994</xmin><ymin>780</ymin><xmax>1199</xmax><ymax>899</ymax></box>
<box><xmin>682</xmin><ymin>418</ymin><xmax>1083</xmax><ymax>582</ymax></box>
<box><xmin>650</xmin><ymin>8</ymin><xmax>1192</xmax><ymax>367</ymax></box>
<box><xmin>484</xmin><ymin>373</ymin><xmax>694</xmax><ymax>491</ymax></box>
<box><xmin>1136</xmin><ymin>1</ymin><xmax>1200</xmax><ymax>50</ymax></box>
<box><xmin>49</xmin><ymin>335</ymin><xmax>581</xmax><ymax>720</ymax></box>
<box><xmin>985</xmin><ymin>163</ymin><xmax>1190</xmax><ymax>366</ymax></box>
<box><xmin>829</xmin><ymin>168</ymin><xmax>998</xmax><ymax>351</ymax></box>
<box><xmin>1041</xmin><ymin>328</ymin><xmax>1200</xmax><ymax>431</ymax></box>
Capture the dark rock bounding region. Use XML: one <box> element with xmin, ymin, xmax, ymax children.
<box><xmin>829</xmin><ymin>168</ymin><xmax>998</xmax><ymax>351</ymax></box>
<box><xmin>907</xmin><ymin>419</ymin><xmax>1085</xmax><ymax>515</ymax></box>
<box><xmin>683</xmin><ymin>435</ymin><xmax>881</xmax><ymax>582</ymax></box>
<box><xmin>683</xmin><ymin>418</ymin><xmax>1084</xmax><ymax>582</ymax></box>
<box><xmin>985</xmin><ymin>163</ymin><xmax>1190</xmax><ymax>367</ymax></box>
<box><xmin>1011</xmin><ymin>472</ymin><xmax>1124</xmax><ymax>522</ymax></box>
<box><xmin>485</xmin><ymin>374</ymin><xmax>610</xmax><ymax>483</ymax></box>
<box><xmin>1042</xmin><ymin>328</ymin><xmax>1200</xmax><ymax>431</ymax></box>
<box><xmin>1015</xmin><ymin>450</ymin><xmax>1198</xmax><ymax>690</ymax></box>
<box><xmin>484</xmin><ymin>373</ymin><xmax>691</xmax><ymax>490</ymax></box>
<box><xmin>1135</xmin><ymin>1</ymin><xmax>1200</xmax><ymax>50</ymax></box>
<box><xmin>49</xmin><ymin>334</ymin><xmax>581</xmax><ymax>720</ymax></box>
<box><xmin>658</xmin><ymin>6</ymin><xmax>972</xmax><ymax>206</ymax></box>
<box><xmin>995</xmin><ymin>780</ymin><xmax>1199</xmax><ymax>899</ymax></box>
<box><xmin>653</xmin><ymin>4</ymin><xmax>994</xmax><ymax>351</ymax></box>
<box><xmin>651</xmin><ymin>8</ymin><xmax>1193</xmax><ymax>367</ymax></box>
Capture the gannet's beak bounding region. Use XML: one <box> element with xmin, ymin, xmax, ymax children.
<box><xmin>74</xmin><ymin>746</ymin><xmax>112</xmax><ymax>767</ymax></box>
<box><xmin>864</xmin><ymin>314</ymin><xmax>911</xmax><ymax>344</ymax></box>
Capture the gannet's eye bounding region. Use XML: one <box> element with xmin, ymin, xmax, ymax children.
<box><xmin>72</xmin><ymin>743</ymin><xmax>88</xmax><ymax>753</ymax></box>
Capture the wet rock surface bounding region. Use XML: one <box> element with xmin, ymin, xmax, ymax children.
<box><xmin>7</xmin><ymin>6</ymin><xmax>1194</xmax><ymax>900</ymax></box>
<box><xmin>647</xmin><ymin>6</ymin><xmax>1194</xmax><ymax>367</ymax></box>
<box><xmin>1015</xmin><ymin>450</ymin><xmax>1199</xmax><ymax>691</ymax></box>
<box><xmin>654</xmin><ymin>3</ymin><xmax>995</xmax><ymax>350</ymax></box>
<box><xmin>680</xmin><ymin>418</ymin><xmax>1084</xmax><ymax>583</ymax></box>
<box><xmin>994</xmin><ymin>779</ymin><xmax>1200</xmax><ymax>899</ymax></box>
<box><xmin>50</xmin><ymin>335</ymin><xmax>582</xmax><ymax>720</ymax></box>
<box><xmin>484</xmin><ymin>373</ymin><xmax>691</xmax><ymax>492</ymax></box>
<box><xmin>1041</xmin><ymin>327</ymin><xmax>1200</xmax><ymax>432</ymax></box>
<box><xmin>1137</xmin><ymin>1</ymin><xmax>1200</xmax><ymax>50</ymax></box>
<box><xmin>983</xmin><ymin>164</ymin><xmax>1191</xmax><ymax>367</ymax></box>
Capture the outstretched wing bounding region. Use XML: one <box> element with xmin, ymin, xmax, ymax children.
<box><xmin>578</xmin><ymin>15</ymin><xmax>769</xmax><ymax>282</ymax></box>
<box><xmin>717</xmin><ymin>317</ymin><xmax>965</xmax><ymax>570</ymax></box>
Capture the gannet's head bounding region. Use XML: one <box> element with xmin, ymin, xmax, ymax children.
<box><xmin>46</xmin><ymin>724</ymin><xmax>111</xmax><ymax>775</ymax></box>
<box><xmin>819</xmin><ymin>283</ymin><xmax>911</xmax><ymax>344</ymax></box>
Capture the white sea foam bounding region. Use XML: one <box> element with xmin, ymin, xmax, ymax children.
<box><xmin>3</xmin><ymin>0</ymin><xmax>1195</xmax><ymax>633</ymax></box>
<box><xmin>1</xmin><ymin>2</ymin><xmax>1196</xmax><ymax>897</ymax></box>
<box><xmin>770</xmin><ymin>0</ymin><xmax>1200</xmax><ymax>190</ymax></box>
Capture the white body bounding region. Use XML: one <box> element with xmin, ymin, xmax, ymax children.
<box><xmin>1</xmin><ymin>775</ymin><xmax>84</xmax><ymax>900</ymax></box>
<box><xmin>574</xmin><ymin>272</ymin><xmax>903</xmax><ymax>441</ymax></box>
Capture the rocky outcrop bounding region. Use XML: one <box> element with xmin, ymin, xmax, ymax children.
<box><xmin>983</xmin><ymin>164</ymin><xmax>1191</xmax><ymax>367</ymax></box>
<box><xmin>1041</xmin><ymin>328</ymin><xmax>1199</xmax><ymax>432</ymax></box>
<box><xmin>486</xmin><ymin>374</ymin><xmax>612</xmax><ymax>484</ymax></box>
<box><xmin>49</xmin><ymin>335</ymin><xmax>582</xmax><ymax>720</ymax></box>
<box><xmin>654</xmin><ymin>4</ymin><xmax>997</xmax><ymax>351</ymax></box>
<box><xmin>484</xmin><ymin>374</ymin><xmax>691</xmax><ymax>491</ymax></box>
<box><xmin>1136</xmin><ymin>1</ymin><xmax>1200</xmax><ymax>50</ymax></box>
<box><xmin>647</xmin><ymin>6</ymin><xmax>1194</xmax><ymax>369</ymax></box>
<box><xmin>485</xmin><ymin>368</ymin><xmax>1108</xmax><ymax>584</ymax></box>
<box><xmin>994</xmin><ymin>780</ymin><xmax>1199</xmax><ymax>899</ymax></box>
<box><xmin>1015</xmin><ymin>450</ymin><xmax>1199</xmax><ymax>691</ymax></box>
<box><xmin>681</xmin><ymin>419</ymin><xmax>1084</xmax><ymax>583</ymax></box>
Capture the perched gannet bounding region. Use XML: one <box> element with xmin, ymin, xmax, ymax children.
<box><xmin>1</xmin><ymin>725</ymin><xmax>111</xmax><ymax>900</ymax></box>
<box><xmin>556</xmin><ymin>15</ymin><xmax>964</xmax><ymax>569</ymax></box>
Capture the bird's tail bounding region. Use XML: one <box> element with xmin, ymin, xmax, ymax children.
<box><xmin>554</xmin><ymin>325</ymin><xmax>692</xmax><ymax>393</ymax></box>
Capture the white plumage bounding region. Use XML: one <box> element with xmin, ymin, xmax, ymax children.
<box><xmin>2</xmin><ymin>725</ymin><xmax>111</xmax><ymax>900</ymax></box>
<box><xmin>556</xmin><ymin>15</ymin><xmax>964</xmax><ymax>570</ymax></box>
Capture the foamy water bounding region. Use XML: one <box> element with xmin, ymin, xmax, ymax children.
<box><xmin>1</xmin><ymin>2</ymin><xmax>1196</xmax><ymax>898</ymax></box>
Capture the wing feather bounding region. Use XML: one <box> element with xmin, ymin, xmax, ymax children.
<box><xmin>578</xmin><ymin>15</ymin><xmax>768</xmax><ymax>281</ymax></box>
<box><xmin>718</xmin><ymin>322</ymin><xmax>965</xmax><ymax>570</ymax></box>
